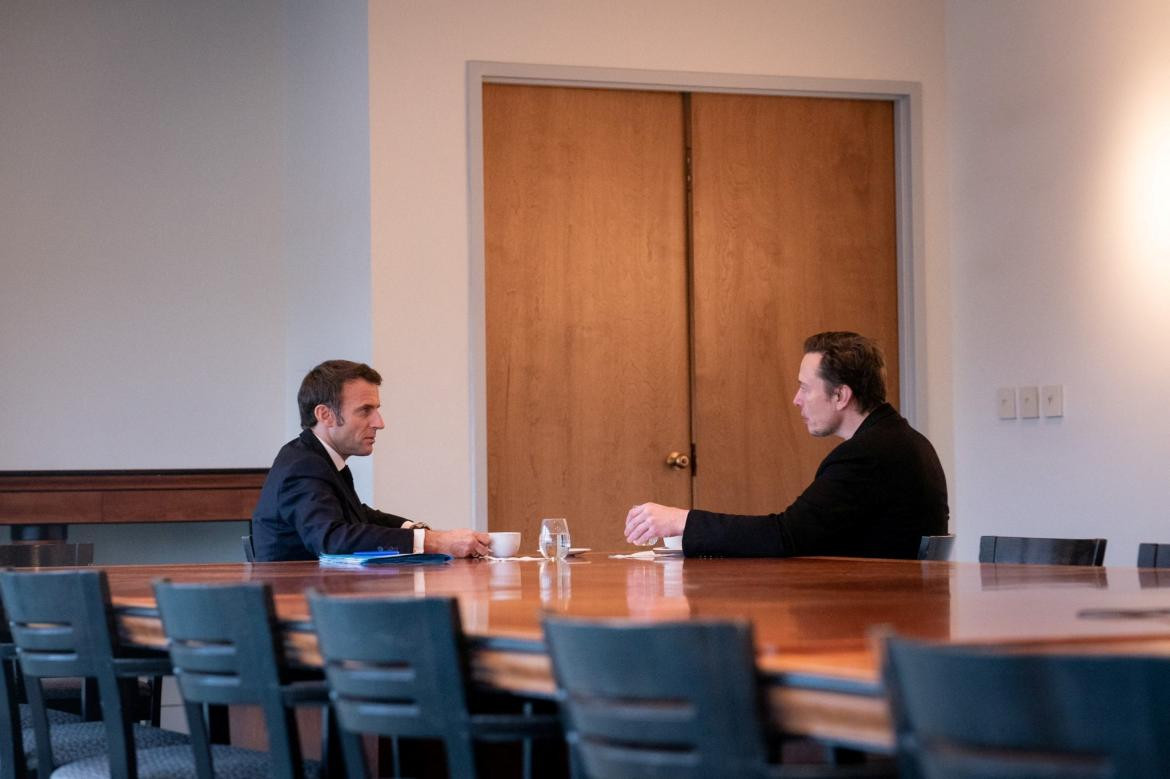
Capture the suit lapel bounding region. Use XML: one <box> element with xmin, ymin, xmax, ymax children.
<box><xmin>300</xmin><ymin>430</ymin><xmax>366</xmax><ymax>520</ymax></box>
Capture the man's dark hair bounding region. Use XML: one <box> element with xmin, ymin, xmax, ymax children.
<box><xmin>802</xmin><ymin>332</ymin><xmax>887</xmax><ymax>413</ymax></box>
<box><xmin>298</xmin><ymin>360</ymin><xmax>382</xmax><ymax>429</ymax></box>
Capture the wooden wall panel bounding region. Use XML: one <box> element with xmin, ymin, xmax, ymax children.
<box><xmin>689</xmin><ymin>93</ymin><xmax>899</xmax><ymax>515</ymax></box>
<box><xmin>484</xmin><ymin>84</ymin><xmax>692</xmax><ymax>551</ymax></box>
<box><xmin>0</xmin><ymin>470</ymin><xmax>267</xmax><ymax>524</ymax></box>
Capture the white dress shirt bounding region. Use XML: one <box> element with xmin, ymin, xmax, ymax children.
<box><xmin>312</xmin><ymin>431</ymin><xmax>425</xmax><ymax>554</ymax></box>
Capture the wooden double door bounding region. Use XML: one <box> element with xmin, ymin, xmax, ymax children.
<box><xmin>483</xmin><ymin>84</ymin><xmax>899</xmax><ymax>552</ymax></box>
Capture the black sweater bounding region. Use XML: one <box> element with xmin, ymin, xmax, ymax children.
<box><xmin>684</xmin><ymin>403</ymin><xmax>948</xmax><ymax>559</ymax></box>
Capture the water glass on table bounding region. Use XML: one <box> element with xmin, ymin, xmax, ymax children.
<box><xmin>539</xmin><ymin>518</ymin><xmax>571</xmax><ymax>560</ymax></box>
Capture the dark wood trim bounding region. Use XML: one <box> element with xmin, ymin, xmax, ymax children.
<box><xmin>0</xmin><ymin>469</ymin><xmax>267</xmax><ymax>525</ymax></box>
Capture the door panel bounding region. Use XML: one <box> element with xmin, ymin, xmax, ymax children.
<box><xmin>689</xmin><ymin>93</ymin><xmax>899</xmax><ymax>515</ymax></box>
<box><xmin>484</xmin><ymin>85</ymin><xmax>692</xmax><ymax>551</ymax></box>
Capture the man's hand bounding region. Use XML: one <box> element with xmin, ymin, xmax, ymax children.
<box><xmin>624</xmin><ymin>503</ymin><xmax>688</xmax><ymax>546</ymax></box>
<box><xmin>424</xmin><ymin>529</ymin><xmax>491</xmax><ymax>558</ymax></box>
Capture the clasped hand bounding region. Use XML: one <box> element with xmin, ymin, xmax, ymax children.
<box><xmin>624</xmin><ymin>502</ymin><xmax>687</xmax><ymax>546</ymax></box>
<box><xmin>424</xmin><ymin>529</ymin><xmax>491</xmax><ymax>558</ymax></box>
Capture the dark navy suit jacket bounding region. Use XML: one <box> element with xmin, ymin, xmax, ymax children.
<box><xmin>251</xmin><ymin>429</ymin><xmax>414</xmax><ymax>562</ymax></box>
<box><xmin>684</xmin><ymin>403</ymin><xmax>948</xmax><ymax>559</ymax></box>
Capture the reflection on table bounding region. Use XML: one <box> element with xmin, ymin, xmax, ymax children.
<box><xmin>104</xmin><ymin>555</ymin><xmax>1170</xmax><ymax>751</ymax></box>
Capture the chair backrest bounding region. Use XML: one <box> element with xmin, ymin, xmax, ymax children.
<box><xmin>0</xmin><ymin>569</ymin><xmax>140</xmax><ymax>778</ymax></box>
<box><xmin>153</xmin><ymin>580</ymin><xmax>304</xmax><ymax>779</ymax></box>
<box><xmin>541</xmin><ymin>616</ymin><xmax>772</xmax><ymax>778</ymax></box>
<box><xmin>307</xmin><ymin>593</ymin><xmax>473</xmax><ymax>739</ymax></box>
<box><xmin>1137</xmin><ymin>543</ymin><xmax>1170</xmax><ymax>568</ymax></box>
<box><xmin>917</xmin><ymin>535</ymin><xmax>954</xmax><ymax>561</ymax></box>
<box><xmin>0</xmin><ymin>549</ymin><xmax>98</xmax><ymax>779</ymax></box>
<box><xmin>241</xmin><ymin>534</ymin><xmax>256</xmax><ymax>563</ymax></box>
<box><xmin>0</xmin><ymin>570</ymin><xmax>120</xmax><ymax>684</ymax></box>
<box><xmin>0</xmin><ymin>543</ymin><xmax>94</xmax><ymax>568</ymax></box>
<box><xmin>978</xmin><ymin>535</ymin><xmax>1106</xmax><ymax>565</ymax></box>
<box><xmin>0</xmin><ymin>593</ymin><xmax>26</xmax><ymax>779</ymax></box>
<box><xmin>883</xmin><ymin>636</ymin><xmax>1170</xmax><ymax>778</ymax></box>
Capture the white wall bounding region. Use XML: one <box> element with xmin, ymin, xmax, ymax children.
<box><xmin>284</xmin><ymin>0</ymin><xmax>376</xmax><ymax>498</ymax></box>
<box><xmin>368</xmin><ymin>0</ymin><xmax>955</xmax><ymax>530</ymax></box>
<box><xmin>0</xmin><ymin>0</ymin><xmax>373</xmax><ymax>561</ymax></box>
<box><xmin>0</xmin><ymin>0</ymin><xmax>287</xmax><ymax>471</ymax></box>
<box><xmin>948</xmin><ymin>0</ymin><xmax>1170</xmax><ymax>563</ymax></box>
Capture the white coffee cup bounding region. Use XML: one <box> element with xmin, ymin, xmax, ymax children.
<box><xmin>489</xmin><ymin>531</ymin><xmax>521</xmax><ymax>558</ymax></box>
<box><xmin>663</xmin><ymin>535</ymin><xmax>683</xmax><ymax>550</ymax></box>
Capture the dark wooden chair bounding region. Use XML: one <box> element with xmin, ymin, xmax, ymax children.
<box><xmin>0</xmin><ymin>570</ymin><xmax>188</xmax><ymax>779</ymax></box>
<box><xmin>307</xmin><ymin>591</ymin><xmax>561</xmax><ymax>779</ymax></box>
<box><xmin>0</xmin><ymin>593</ymin><xmax>83</xmax><ymax>779</ymax></box>
<box><xmin>0</xmin><ymin>544</ymin><xmax>154</xmax><ymax>779</ymax></box>
<box><xmin>1137</xmin><ymin>543</ymin><xmax>1170</xmax><ymax>568</ymax></box>
<box><xmin>917</xmin><ymin>535</ymin><xmax>954</xmax><ymax>561</ymax></box>
<box><xmin>153</xmin><ymin>580</ymin><xmax>325</xmax><ymax>778</ymax></box>
<box><xmin>542</xmin><ymin>615</ymin><xmax>894</xmax><ymax>779</ymax></box>
<box><xmin>978</xmin><ymin>535</ymin><xmax>1106</xmax><ymax>565</ymax></box>
<box><xmin>241</xmin><ymin>534</ymin><xmax>256</xmax><ymax>562</ymax></box>
<box><xmin>0</xmin><ymin>543</ymin><xmax>121</xmax><ymax>724</ymax></box>
<box><xmin>0</xmin><ymin>544</ymin><xmax>162</xmax><ymax>727</ymax></box>
<box><xmin>883</xmin><ymin>635</ymin><xmax>1170</xmax><ymax>778</ymax></box>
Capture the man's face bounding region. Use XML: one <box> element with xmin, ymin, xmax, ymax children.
<box><xmin>317</xmin><ymin>379</ymin><xmax>384</xmax><ymax>458</ymax></box>
<box><xmin>792</xmin><ymin>352</ymin><xmax>844</xmax><ymax>438</ymax></box>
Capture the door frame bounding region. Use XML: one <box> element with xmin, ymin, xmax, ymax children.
<box><xmin>466</xmin><ymin>61</ymin><xmax>924</xmax><ymax>530</ymax></box>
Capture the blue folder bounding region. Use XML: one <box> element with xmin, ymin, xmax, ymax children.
<box><xmin>318</xmin><ymin>551</ymin><xmax>453</xmax><ymax>567</ymax></box>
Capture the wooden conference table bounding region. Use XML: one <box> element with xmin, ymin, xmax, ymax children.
<box><xmin>102</xmin><ymin>554</ymin><xmax>1170</xmax><ymax>752</ymax></box>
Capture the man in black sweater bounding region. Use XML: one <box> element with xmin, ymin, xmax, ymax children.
<box><xmin>625</xmin><ymin>332</ymin><xmax>948</xmax><ymax>559</ymax></box>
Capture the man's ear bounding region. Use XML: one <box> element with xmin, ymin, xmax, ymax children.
<box><xmin>314</xmin><ymin>403</ymin><xmax>335</xmax><ymax>427</ymax></box>
<box><xmin>833</xmin><ymin>384</ymin><xmax>854</xmax><ymax>411</ymax></box>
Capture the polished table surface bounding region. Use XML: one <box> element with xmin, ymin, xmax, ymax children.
<box><xmin>99</xmin><ymin>555</ymin><xmax>1170</xmax><ymax>751</ymax></box>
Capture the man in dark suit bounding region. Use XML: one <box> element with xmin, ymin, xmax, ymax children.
<box><xmin>252</xmin><ymin>360</ymin><xmax>490</xmax><ymax>561</ymax></box>
<box><xmin>624</xmin><ymin>332</ymin><xmax>948</xmax><ymax>559</ymax></box>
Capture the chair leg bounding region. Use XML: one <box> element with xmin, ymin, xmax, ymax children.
<box><xmin>338</xmin><ymin>729</ymin><xmax>367</xmax><ymax>779</ymax></box>
<box><xmin>521</xmin><ymin>700</ymin><xmax>533</xmax><ymax>779</ymax></box>
<box><xmin>321</xmin><ymin>704</ymin><xmax>347</xmax><ymax>778</ymax></box>
<box><xmin>99</xmin><ymin>676</ymin><xmax>137</xmax><ymax>779</ymax></box>
<box><xmin>445</xmin><ymin>736</ymin><xmax>477</xmax><ymax>779</ymax></box>
<box><xmin>81</xmin><ymin>677</ymin><xmax>101</xmax><ymax>720</ymax></box>
<box><xmin>186</xmin><ymin>701</ymin><xmax>216</xmax><ymax>779</ymax></box>
<box><xmin>264</xmin><ymin>704</ymin><xmax>305</xmax><ymax>779</ymax></box>
<box><xmin>0</xmin><ymin>658</ymin><xmax>28</xmax><ymax>779</ymax></box>
<box><xmin>25</xmin><ymin>678</ymin><xmax>56</xmax><ymax>777</ymax></box>
<box><xmin>567</xmin><ymin>734</ymin><xmax>588</xmax><ymax>779</ymax></box>
<box><xmin>148</xmin><ymin>675</ymin><xmax>163</xmax><ymax>727</ymax></box>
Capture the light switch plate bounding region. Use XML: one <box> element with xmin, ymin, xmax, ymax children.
<box><xmin>1019</xmin><ymin>386</ymin><xmax>1040</xmax><ymax>418</ymax></box>
<box><xmin>1042</xmin><ymin>385</ymin><xmax>1063</xmax><ymax>417</ymax></box>
<box><xmin>997</xmin><ymin>387</ymin><xmax>1017</xmax><ymax>419</ymax></box>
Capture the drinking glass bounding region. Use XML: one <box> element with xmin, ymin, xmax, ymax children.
<box><xmin>539</xmin><ymin>517</ymin><xmax>571</xmax><ymax>560</ymax></box>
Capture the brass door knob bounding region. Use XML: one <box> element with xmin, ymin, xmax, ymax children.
<box><xmin>666</xmin><ymin>451</ymin><xmax>690</xmax><ymax>469</ymax></box>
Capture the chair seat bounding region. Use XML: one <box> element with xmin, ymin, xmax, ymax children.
<box><xmin>50</xmin><ymin>743</ymin><xmax>322</xmax><ymax>779</ymax></box>
<box><xmin>19</xmin><ymin>703</ymin><xmax>81</xmax><ymax>728</ymax></box>
<box><xmin>25</xmin><ymin>722</ymin><xmax>188</xmax><ymax>771</ymax></box>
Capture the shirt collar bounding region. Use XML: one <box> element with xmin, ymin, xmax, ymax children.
<box><xmin>311</xmin><ymin>431</ymin><xmax>347</xmax><ymax>472</ymax></box>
